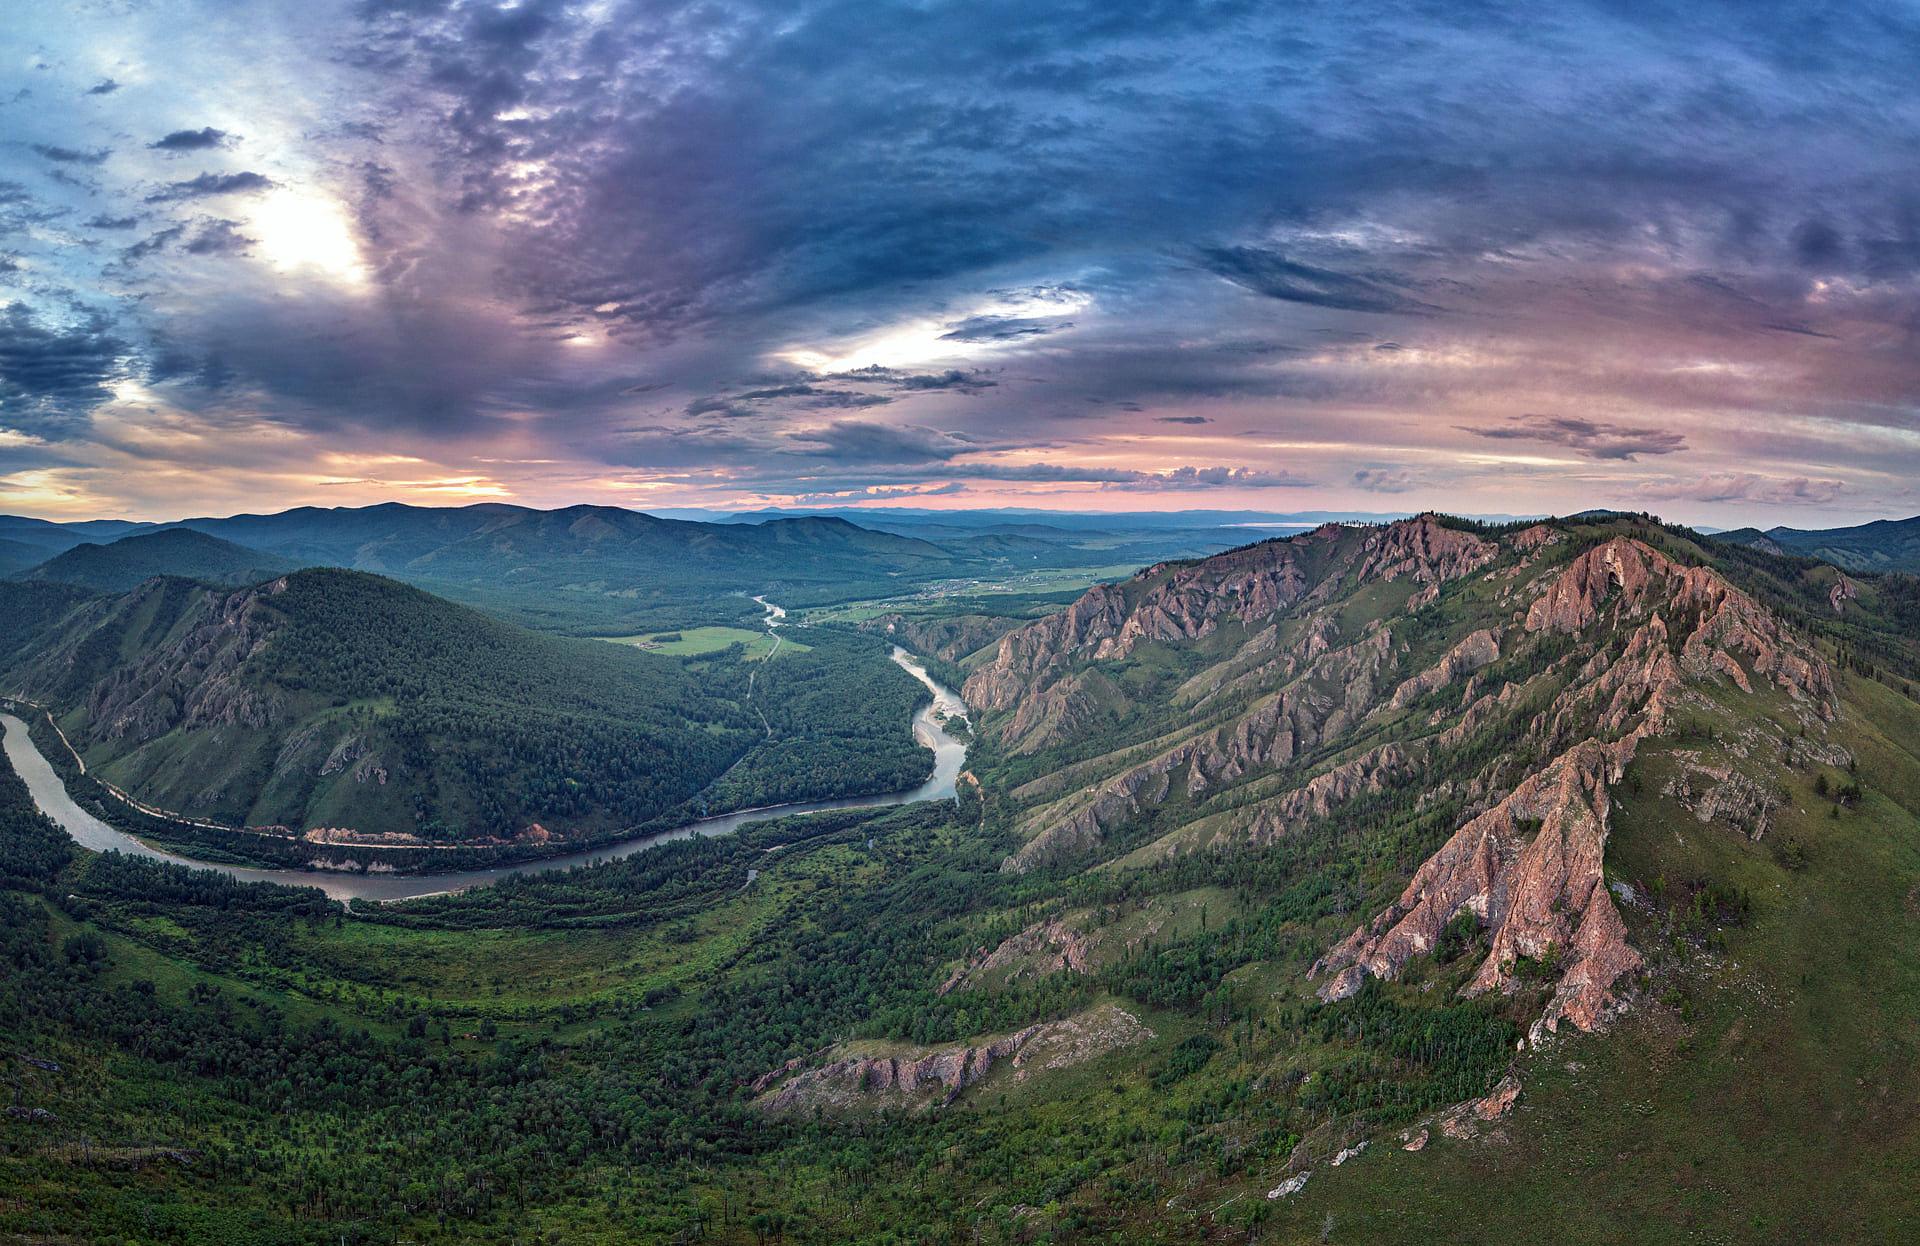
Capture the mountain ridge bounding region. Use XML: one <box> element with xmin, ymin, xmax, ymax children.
<box><xmin>959</xmin><ymin>514</ymin><xmax>1855</xmax><ymax>1050</ymax></box>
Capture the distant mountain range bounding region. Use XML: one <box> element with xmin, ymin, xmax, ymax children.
<box><xmin>4</xmin><ymin>504</ymin><xmax>1915</xmax><ymax>640</ymax></box>
<box><xmin>0</xmin><ymin>501</ymin><xmax>1262</xmax><ymax>633</ymax></box>
<box><xmin>1715</xmin><ymin>514</ymin><xmax>1920</xmax><ymax>573</ymax></box>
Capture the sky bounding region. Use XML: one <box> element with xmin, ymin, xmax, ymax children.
<box><xmin>1</xmin><ymin>1</ymin><xmax>1918</xmax><ymax>527</ymax></box>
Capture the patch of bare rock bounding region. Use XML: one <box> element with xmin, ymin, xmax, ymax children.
<box><xmin>939</xmin><ymin>917</ymin><xmax>1095</xmax><ymax>994</ymax></box>
<box><xmin>755</xmin><ymin>1004</ymin><xmax>1152</xmax><ymax>1112</ymax></box>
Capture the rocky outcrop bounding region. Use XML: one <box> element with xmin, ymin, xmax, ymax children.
<box><xmin>1239</xmin><ymin>743</ymin><xmax>1413</xmax><ymax>846</ymax></box>
<box><xmin>1313</xmin><ymin>738</ymin><xmax>1644</xmax><ymax>1040</ymax></box>
<box><xmin>963</xmin><ymin>536</ymin><xmax>1323</xmax><ymax>750</ymax></box>
<box><xmin>1004</xmin><ymin>627</ymin><xmax>1404</xmax><ymax>869</ymax></box>
<box><xmin>76</xmin><ymin>579</ymin><xmax>289</xmax><ymax>744</ymax></box>
<box><xmin>992</xmin><ymin>668</ymin><xmax>1127</xmax><ymax>757</ymax></box>
<box><xmin>1524</xmin><ymin>538</ymin><xmax>1834</xmax><ymax>715</ymax></box>
<box><xmin>965</xmin><ymin>517</ymin><xmax>1496</xmax><ymax>753</ymax></box>
<box><xmin>758</xmin><ymin>1005</ymin><xmax>1152</xmax><ymax>1112</ymax></box>
<box><xmin>1662</xmin><ymin>752</ymin><xmax>1782</xmax><ymax>840</ymax></box>
<box><xmin>1356</xmin><ymin>514</ymin><xmax>1498</xmax><ymax>584</ymax></box>
<box><xmin>1004</xmin><ymin>743</ymin><xmax>1187</xmax><ymax>872</ymax></box>
<box><xmin>1436</xmin><ymin>1075</ymin><xmax>1522</xmax><ymax>1141</ymax></box>
<box><xmin>940</xmin><ymin>917</ymin><xmax>1095</xmax><ymax>994</ymax></box>
<box><xmin>1512</xmin><ymin>524</ymin><xmax>1560</xmax><ymax>552</ymax></box>
<box><xmin>1388</xmin><ymin>628</ymin><xmax>1500</xmax><ymax>710</ymax></box>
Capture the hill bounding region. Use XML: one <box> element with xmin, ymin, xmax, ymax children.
<box><xmin>15</xmin><ymin>528</ymin><xmax>293</xmax><ymax>592</ymax></box>
<box><xmin>0</xmin><ymin>536</ymin><xmax>45</xmax><ymax>575</ymax></box>
<box><xmin>0</xmin><ymin>569</ymin><xmax>758</xmax><ymax>851</ymax></box>
<box><xmin>158</xmin><ymin>503</ymin><xmax>961</xmax><ymax>630</ymax></box>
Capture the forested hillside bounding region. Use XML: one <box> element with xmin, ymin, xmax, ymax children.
<box><xmin>1</xmin><ymin>570</ymin><xmax>751</xmax><ymax>850</ymax></box>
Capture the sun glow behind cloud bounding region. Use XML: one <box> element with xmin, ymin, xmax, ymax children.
<box><xmin>245</xmin><ymin>190</ymin><xmax>369</xmax><ymax>286</ymax></box>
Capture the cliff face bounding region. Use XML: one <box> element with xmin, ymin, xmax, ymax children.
<box><xmin>1525</xmin><ymin>538</ymin><xmax>1834</xmax><ymax>716</ymax></box>
<box><xmin>1312</xmin><ymin>537</ymin><xmax>1836</xmax><ymax>1041</ymax></box>
<box><xmin>1312</xmin><ymin>738</ymin><xmax>1643</xmax><ymax>1042</ymax></box>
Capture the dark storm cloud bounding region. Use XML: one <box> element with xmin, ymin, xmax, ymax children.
<box><xmin>784</xmin><ymin>420</ymin><xmax>978</xmax><ymax>464</ymax></box>
<box><xmin>149</xmin><ymin>128</ymin><xmax>234</xmax><ymax>152</ymax></box>
<box><xmin>1459</xmin><ymin>415</ymin><xmax>1689</xmax><ymax>461</ymax></box>
<box><xmin>183</xmin><ymin>220</ymin><xmax>254</xmax><ymax>256</ymax></box>
<box><xmin>143</xmin><ymin>171</ymin><xmax>274</xmax><ymax>202</ymax></box>
<box><xmin>833</xmin><ymin>367</ymin><xmax>996</xmax><ymax>393</ymax></box>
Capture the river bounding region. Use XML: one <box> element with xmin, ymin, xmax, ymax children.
<box><xmin>0</xmin><ymin>626</ymin><xmax>969</xmax><ymax>903</ymax></box>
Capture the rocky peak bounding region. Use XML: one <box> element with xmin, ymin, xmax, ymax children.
<box><xmin>1525</xmin><ymin>537</ymin><xmax>1834</xmax><ymax>716</ymax></box>
<box><xmin>1356</xmin><ymin>514</ymin><xmax>1498</xmax><ymax>584</ymax></box>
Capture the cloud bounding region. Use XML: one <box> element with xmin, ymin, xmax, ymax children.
<box><xmin>31</xmin><ymin>144</ymin><xmax>109</xmax><ymax>165</ymax></box>
<box><xmin>1196</xmin><ymin>246</ymin><xmax>1435</xmax><ymax>315</ymax></box>
<box><xmin>143</xmin><ymin>171</ymin><xmax>274</xmax><ymax>202</ymax></box>
<box><xmin>183</xmin><ymin>220</ymin><xmax>254</xmax><ymax>256</ymax></box>
<box><xmin>1353</xmin><ymin>467</ymin><xmax>1420</xmax><ymax>493</ymax></box>
<box><xmin>1634</xmin><ymin>473</ymin><xmax>1845</xmax><ymax>507</ymax></box>
<box><xmin>1458</xmin><ymin>414</ymin><xmax>1688</xmax><ymax>461</ymax></box>
<box><xmin>790</xmin><ymin>481</ymin><xmax>969</xmax><ymax>505</ymax></box>
<box><xmin>149</xmin><ymin>127</ymin><xmax>234</xmax><ymax>152</ymax></box>
<box><xmin>5</xmin><ymin>0</ymin><xmax>1920</xmax><ymax>520</ymax></box>
<box><xmin>939</xmin><ymin>314</ymin><xmax>1069</xmax><ymax>342</ymax></box>
<box><xmin>832</xmin><ymin>366</ymin><xmax>996</xmax><ymax>393</ymax></box>
<box><xmin>0</xmin><ymin>305</ymin><xmax>125</xmax><ymax>428</ymax></box>
<box><xmin>785</xmin><ymin>420</ymin><xmax>977</xmax><ymax>463</ymax></box>
<box><xmin>1109</xmin><ymin>465</ymin><xmax>1311</xmax><ymax>491</ymax></box>
<box><xmin>84</xmin><ymin>79</ymin><xmax>119</xmax><ymax>95</ymax></box>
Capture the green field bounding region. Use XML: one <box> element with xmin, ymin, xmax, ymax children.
<box><xmin>604</xmin><ymin>625</ymin><xmax>810</xmax><ymax>658</ymax></box>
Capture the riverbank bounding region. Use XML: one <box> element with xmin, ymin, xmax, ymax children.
<box><xmin>1</xmin><ymin>647</ymin><xmax>968</xmax><ymax>903</ymax></box>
